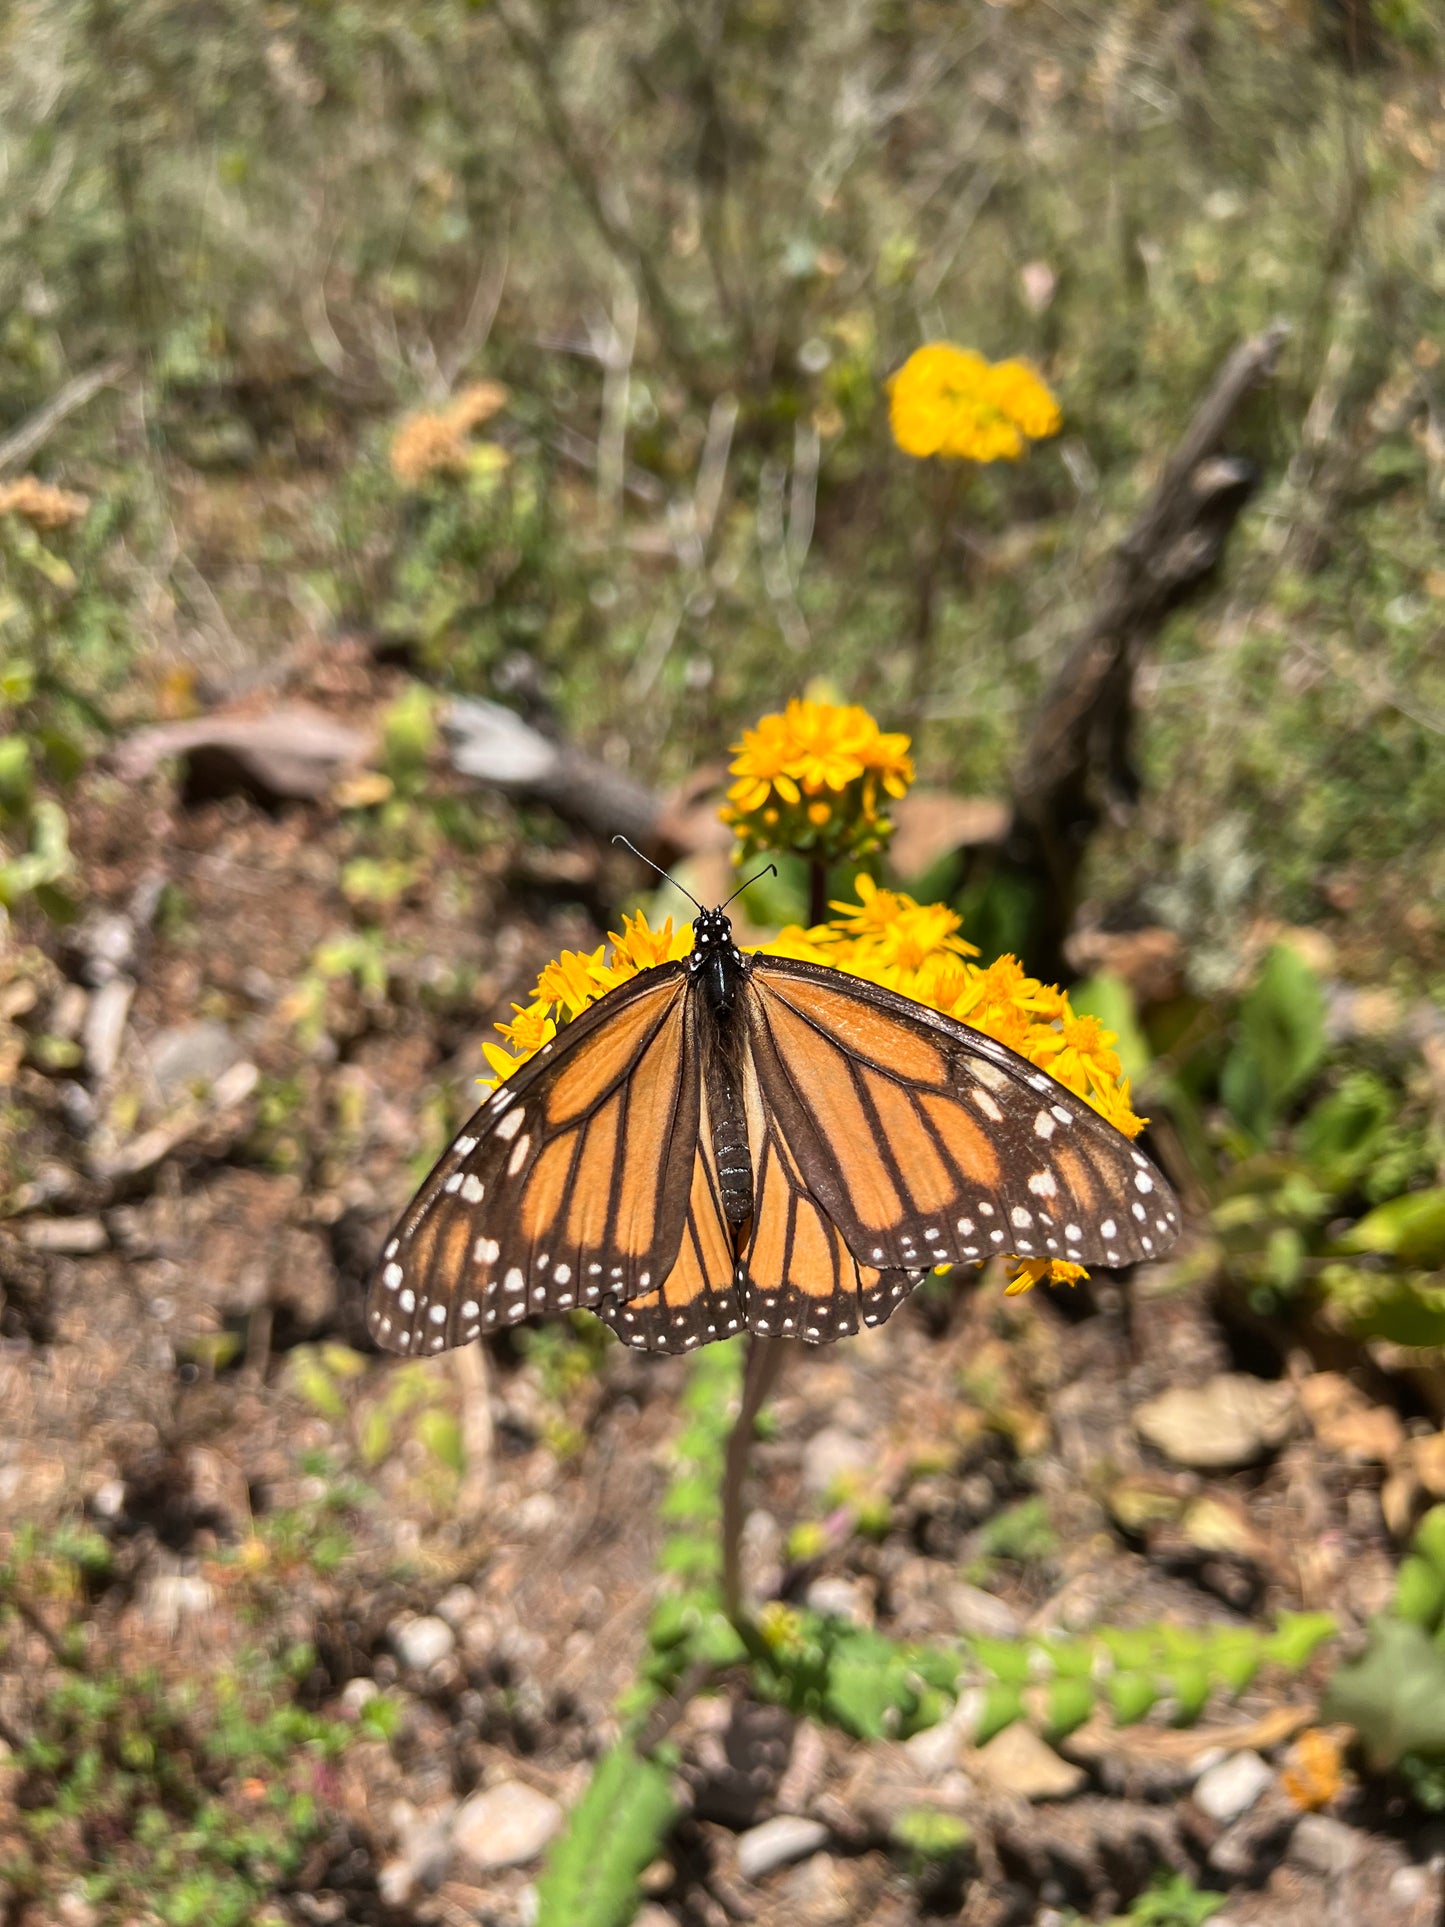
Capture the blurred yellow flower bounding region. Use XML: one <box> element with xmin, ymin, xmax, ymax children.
<box><xmin>0</xmin><ymin>476</ymin><xmax>90</xmax><ymax>529</ymax></box>
<box><xmin>888</xmin><ymin>342</ymin><xmax>1060</xmax><ymax>463</ymax></box>
<box><xmin>389</xmin><ymin>379</ymin><xmax>510</xmax><ymax>486</ymax></box>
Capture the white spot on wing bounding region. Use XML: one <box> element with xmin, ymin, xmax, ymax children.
<box><xmin>506</xmin><ymin>1134</ymin><xmax>531</xmax><ymax>1175</ymax></box>
<box><xmin>461</xmin><ymin>1174</ymin><xmax>484</xmax><ymax>1204</ymax></box>
<box><xmin>495</xmin><ymin>1107</ymin><xmax>525</xmax><ymax>1142</ymax></box>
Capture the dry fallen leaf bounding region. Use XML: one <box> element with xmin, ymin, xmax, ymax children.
<box><xmin>1298</xmin><ymin>1373</ymin><xmax>1405</xmax><ymax>1464</ymax></box>
<box><xmin>1280</xmin><ymin>1726</ymin><xmax>1347</xmax><ymax>1811</ymax></box>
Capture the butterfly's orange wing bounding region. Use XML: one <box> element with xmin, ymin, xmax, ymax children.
<box><xmin>366</xmin><ymin>964</ymin><xmax>701</xmax><ymax>1355</ymax></box>
<box><xmin>743</xmin><ymin>957</ymin><xmax>1178</xmax><ymax>1279</ymax></box>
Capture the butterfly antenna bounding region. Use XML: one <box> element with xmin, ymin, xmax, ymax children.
<box><xmin>719</xmin><ymin>863</ymin><xmax>778</xmax><ymax>914</ymax></box>
<box><xmin>611</xmin><ymin>834</ymin><xmax>704</xmax><ymax>913</ymax></box>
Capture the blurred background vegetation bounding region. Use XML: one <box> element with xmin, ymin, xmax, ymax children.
<box><xmin>3</xmin><ymin>0</ymin><xmax>1445</xmax><ymax>1922</ymax></box>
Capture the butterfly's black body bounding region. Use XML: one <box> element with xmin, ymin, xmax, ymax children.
<box><xmin>688</xmin><ymin>909</ymin><xmax>755</xmax><ymax>1226</ymax></box>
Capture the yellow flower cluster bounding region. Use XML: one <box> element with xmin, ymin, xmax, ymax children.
<box><xmin>722</xmin><ymin>698</ymin><xmax>914</xmax><ymax>865</ymax></box>
<box><xmin>888</xmin><ymin>343</ymin><xmax>1061</xmax><ymax>463</ymax></box>
<box><xmin>480</xmin><ymin>882</ymin><xmax>1142</xmax><ymax>1299</ymax></box>
<box><xmin>0</xmin><ymin>476</ymin><xmax>90</xmax><ymax>529</ymax></box>
<box><xmin>389</xmin><ymin>379</ymin><xmax>509</xmax><ymax>486</ymax></box>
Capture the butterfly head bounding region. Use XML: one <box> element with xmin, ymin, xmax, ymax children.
<box><xmin>688</xmin><ymin>907</ymin><xmax>737</xmax><ymax>965</ymax></box>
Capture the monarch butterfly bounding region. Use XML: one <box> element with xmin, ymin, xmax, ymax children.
<box><xmin>366</xmin><ymin>870</ymin><xmax>1181</xmax><ymax>1357</ymax></box>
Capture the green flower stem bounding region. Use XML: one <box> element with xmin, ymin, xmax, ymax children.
<box><xmin>903</xmin><ymin>461</ymin><xmax>967</xmax><ymax>742</ymax></box>
<box><xmin>808</xmin><ymin>856</ymin><xmax>829</xmax><ymax>928</ymax></box>
<box><xmin>720</xmin><ymin>1335</ymin><xmax>787</xmax><ymax>1628</ymax></box>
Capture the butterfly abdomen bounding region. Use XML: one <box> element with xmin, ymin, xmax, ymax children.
<box><xmin>709</xmin><ymin>1061</ymin><xmax>753</xmax><ymax>1226</ymax></box>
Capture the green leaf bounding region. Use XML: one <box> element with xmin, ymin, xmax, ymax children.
<box><xmin>1105</xmin><ymin>1671</ymin><xmax>1158</xmax><ymax>1725</ymax></box>
<box><xmin>973</xmin><ymin>1679</ymin><xmax>1025</xmax><ymax>1745</ymax></box>
<box><xmin>1220</xmin><ymin>945</ymin><xmax>1327</xmax><ymax>1143</ymax></box>
<box><xmin>1323</xmin><ymin>1617</ymin><xmax>1445</xmax><ymax>1769</ymax></box>
<box><xmin>1206</xmin><ymin>1629</ymin><xmax>1261</xmax><ymax>1696</ymax></box>
<box><xmin>1297</xmin><ymin>1074</ymin><xmax>1394</xmax><ymax>1190</ymax></box>
<box><xmin>289</xmin><ymin>1348</ymin><xmax>343</xmax><ymax>1421</ymax></box>
<box><xmin>1069</xmin><ymin>973</ymin><xmax>1152</xmax><ymax>1084</ymax></box>
<box><xmin>970</xmin><ymin>1636</ymin><xmax>1032</xmax><ymax>1685</ymax></box>
<box><xmin>1394</xmin><ymin>1556</ymin><xmax>1445</xmax><ymax>1631</ymax></box>
<box><xmin>890</xmin><ymin>1807</ymin><xmax>973</xmax><ymax>1861</ymax></box>
<box><xmin>1339</xmin><ymin>1189</ymin><xmax>1445</xmax><ymax>1269</ymax></box>
<box><xmin>1044</xmin><ymin>1676</ymin><xmax>1096</xmax><ymax>1740</ymax></box>
<box><xmin>1413</xmin><ymin>1507</ymin><xmax>1445</xmax><ymax>1578</ymax></box>
<box><xmin>416</xmin><ymin>1409</ymin><xmax>464</xmax><ymax>1474</ymax></box>
<box><xmin>1166</xmin><ymin>1661</ymin><xmax>1212</xmax><ymax>1724</ymax></box>
<box><xmin>1263</xmin><ymin>1610</ymin><xmax>1337</xmax><ymax>1671</ymax></box>
<box><xmin>535</xmin><ymin>1742</ymin><xmax>676</xmax><ymax>1927</ymax></box>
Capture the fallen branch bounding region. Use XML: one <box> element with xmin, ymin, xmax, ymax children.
<box><xmin>442</xmin><ymin>698</ymin><xmax>664</xmax><ymax>850</ymax></box>
<box><xmin>0</xmin><ymin>359</ymin><xmax>129</xmax><ymax>472</ymax></box>
<box><xmin>1008</xmin><ymin>321</ymin><xmax>1290</xmax><ymax>979</ymax></box>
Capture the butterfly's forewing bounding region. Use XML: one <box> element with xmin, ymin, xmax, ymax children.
<box><xmin>367</xmin><ymin>964</ymin><xmax>701</xmax><ymax>1354</ymax></box>
<box><xmin>744</xmin><ymin>957</ymin><xmax>1179</xmax><ymax>1276</ymax></box>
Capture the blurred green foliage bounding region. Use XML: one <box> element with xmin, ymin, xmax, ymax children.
<box><xmin>1325</xmin><ymin>1504</ymin><xmax>1445</xmax><ymax>1804</ymax></box>
<box><xmin>0</xmin><ymin>1526</ymin><xmax>393</xmax><ymax>1926</ymax></box>
<box><xmin>2</xmin><ymin>0</ymin><xmax>1443</xmax><ymax>960</ymax></box>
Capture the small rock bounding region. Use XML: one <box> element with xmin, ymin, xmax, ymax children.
<box><xmin>91</xmin><ymin>1478</ymin><xmax>126</xmax><ymax>1520</ymax></box>
<box><xmin>1391</xmin><ymin>1865</ymin><xmax>1434</xmax><ymax>1909</ymax></box>
<box><xmin>779</xmin><ymin>1852</ymin><xmax>853</xmax><ymax>1924</ymax></box>
<box><xmin>775</xmin><ymin>1719</ymin><xmax>830</xmax><ymax>1814</ymax></box>
<box><xmin>1289</xmin><ymin>1812</ymin><xmax>1361</xmax><ymax>1878</ymax></box>
<box><xmin>453</xmin><ymin>1780</ymin><xmax>563</xmax><ymax>1872</ymax></box>
<box><xmin>434</xmin><ymin>1584</ymin><xmax>476</xmax><ymax>1627</ymax></box>
<box><xmin>376</xmin><ymin>1859</ymin><xmax>415</xmax><ymax>1907</ymax></box>
<box><xmin>805</xmin><ymin>1575</ymin><xmax>871</xmax><ymax>1625</ymax></box>
<box><xmin>83</xmin><ymin>977</ymin><xmax>134</xmax><ymax>1080</ymax></box>
<box><xmin>514</xmin><ymin>1491</ymin><xmax>558</xmax><ymax>1535</ymax></box>
<box><xmin>971</xmin><ymin>1724</ymin><xmax>1085</xmax><ymax>1802</ymax></box>
<box><xmin>1193</xmin><ymin>1750</ymin><xmax>1273</xmax><ymax>1825</ymax></box>
<box><xmin>20</xmin><ymin>1217</ymin><xmax>108</xmax><ymax>1254</ymax></box>
<box><xmin>339</xmin><ymin>1677</ymin><xmax>378</xmax><ymax>1718</ymax></box>
<box><xmin>904</xmin><ymin>1717</ymin><xmax>962</xmax><ymax>1781</ymax></box>
<box><xmin>385</xmin><ymin>1802</ymin><xmax>454</xmax><ymax>1896</ymax></box>
<box><xmin>390</xmin><ymin>1614</ymin><xmax>456</xmax><ymax>1671</ymax></box>
<box><xmin>146</xmin><ymin>1019</ymin><xmax>241</xmax><ymax>1100</ymax></box>
<box><xmin>945</xmin><ymin>1582</ymin><xmax>1024</xmax><ymax>1639</ymax></box>
<box><xmin>634</xmin><ymin>1909</ymin><xmax>676</xmax><ymax>1927</ymax></box>
<box><xmin>461</xmin><ymin>1612</ymin><xmax>496</xmax><ymax>1660</ymax></box>
<box><xmin>142</xmin><ymin>1572</ymin><xmax>214</xmax><ymax>1635</ymax></box>
<box><xmin>1135</xmin><ymin>1374</ymin><xmax>1295</xmax><ymax>1470</ymax></box>
<box><xmin>801</xmin><ymin>1425</ymin><xmax>872</xmax><ymax>1497</ymax></box>
<box><xmin>736</xmin><ymin>1814</ymin><xmax>831</xmax><ymax>1882</ymax></box>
